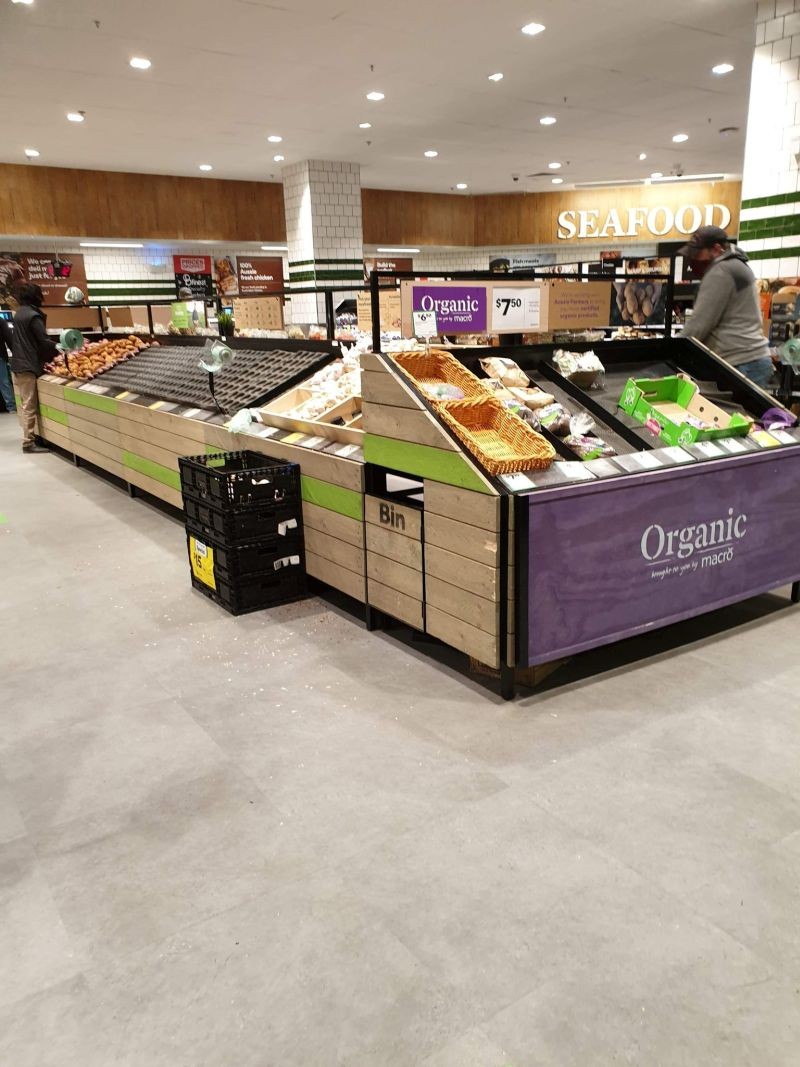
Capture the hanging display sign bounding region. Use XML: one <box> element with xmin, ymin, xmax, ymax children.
<box><xmin>213</xmin><ymin>255</ymin><xmax>239</xmax><ymax>299</ymax></box>
<box><xmin>524</xmin><ymin>451</ymin><xmax>800</xmax><ymax>664</ymax></box>
<box><xmin>357</xmin><ymin>290</ymin><xmax>402</xmax><ymax>333</ymax></box>
<box><xmin>236</xmin><ymin>256</ymin><xmax>284</xmax><ymax>295</ymax></box>
<box><xmin>173</xmin><ymin>255</ymin><xmax>214</xmax><ymax>300</ymax></box>
<box><xmin>231</xmin><ymin>295</ymin><xmax>283</xmax><ymax>331</ymax></box>
<box><xmin>365</xmin><ymin>257</ymin><xmax>413</xmax><ymax>287</ymax></box>
<box><xmin>0</xmin><ymin>251</ymin><xmax>87</xmax><ymax>305</ymax></box>
<box><xmin>406</xmin><ymin>283</ymin><xmax>488</xmax><ymax>333</ymax></box>
<box><xmin>491</xmin><ymin>287</ymin><xmax>542</xmax><ymax>331</ymax></box>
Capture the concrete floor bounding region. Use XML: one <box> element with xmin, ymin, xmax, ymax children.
<box><xmin>2</xmin><ymin>412</ymin><xmax>800</xmax><ymax>1066</ymax></box>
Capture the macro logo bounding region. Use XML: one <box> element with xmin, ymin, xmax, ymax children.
<box><xmin>641</xmin><ymin>507</ymin><xmax>747</xmax><ymax>566</ymax></box>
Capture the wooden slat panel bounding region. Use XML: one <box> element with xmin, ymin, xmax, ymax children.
<box><xmin>367</xmin><ymin>553</ymin><xmax>423</xmax><ymax>600</ymax></box>
<box><xmin>362</xmin><ymin>402</ymin><xmax>458</xmax><ymax>450</ymax></box>
<box><xmin>364</xmin><ymin>495</ymin><xmax>422</xmax><ymax>539</ymax></box>
<box><xmin>426</xmin><ymin>576</ymin><xmax>499</xmax><ymax>636</ymax></box>
<box><xmin>36</xmin><ymin>381</ymin><xmax>67</xmax><ymax>409</ymax></box>
<box><xmin>70</xmin><ymin>440</ymin><xmax>125</xmax><ymax>480</ymax></box>
<box><xmin>425</xmin><ymin>513</ymin><xmax>499</xmax><ymax>567</ymax></box>
<box><xmin>124</xmin><ymin>466</ymin><xmax>184</xmax><ymax>509</ymax></box>
<box><xmin>302</xmin><ymin>502</ymin><xmax>363</xmax><ymax>547</ymax></box>
<box><xmin>39</xmin><ymin>418</ymin><xmax>71</xmax><ymax>449</ymax></box>
<box><xmin>425</xmin><ymin>543</ymin><xmax>499</xmax><ymax>601</ymax></box>
<box><xmin>366</xmin><ymin>522</ymin><xmax>422</xmax><ymax>571</ymax></box>
<box><xmin>359</xmin><ymin>352</ymin><xmax>393</xmax><ymax>374</ymax></box>
<box><xmin>203</xmin><ymin>424</ymin><xmax>239</xmax><ymax>451</ymax></box>
<box><xmin>118</xmin><ymin>420</ymin><xmax>200</xmax><ymax>459</ymax></box>
<box><xmin>426</xmin><ymin>605</ymin><xmax>499</xmax><ymax>668</ymax></box>
<box><xmin>362</xmin><ymin>187</ymin><xmax>476</xmax><ymax>246</ymax></box>
<box><xmin>64</xmin><ymin>402</ymin><xmax>119</xmax><ymax>432</ymax></box>
<box><xmin>305</xmin><ymin>549</ymin><xmax>366</xmax><ymax>602</ymax></box>
<box><xmin>424</xmin><ymin>480</ymin><xmax>500</xmax><ymax>531</ymax></box>
<box><xmin>360</xmin><ymin>370</ymin><xmax>418</xmax><ymax>409</ymax></box>
<box><xmin>368</xmin><ymin>579</ymin><xmax>423</xmax><ymax>630</ymax></box>
<box><xmin>119</xmin><ymin>434</ymin><xmax>181</xmax><ymax>473</ymax></box>
<box><xmin>244</xmin><ymin>435</ymin><xmax>364</xmax><ymax>493</ymax></box>
<box><xmin>66</xmin><ymin>417</ymin><xmax>120</xmax><ymax>448</ymax></box>
<box><xmin>68</xmin><ymin>427</ymin><xmax>122</xmax><ymax>464</ymax></box>
<box><xmin>116</xmin><ymin>402</ymin><xmax>209</xmax><ymax>445</ymax></box>
<box><xmin>303</xmin><ymin>527</ymin><xmax>365</xmax><ymax>575</ymax></box>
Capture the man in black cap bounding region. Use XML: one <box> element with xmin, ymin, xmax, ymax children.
<box><xmin>679</xmin><ymin>225</ymin><xmax>774</xmax><ymax>389</ymax></box>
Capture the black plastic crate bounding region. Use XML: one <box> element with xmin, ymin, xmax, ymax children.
<box><xmin>179</xmin><ymin>451</ymin><xmax>300</xmax><ymax>509</ymax></box>
<box><xmin>182</xmin><ymin>493</ymin><xmax>301</xmax><ymax>544</ymax></box>
<box><xmin>186</xmin><ymin>524</ymin><xmax>303</xmax><ymax>581</ymax></box>
<box><xmin>190</xmin><ymin>570</ymin><xmax>306</xmax><ymax>616</ymax></box>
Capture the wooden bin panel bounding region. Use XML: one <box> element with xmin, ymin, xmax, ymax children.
<box><xmin>424</xmin><ymin>480</ymin><xmax>500</xmax><ymax>530</ymax></box>
<box><xmin>425</xmin><ymin>576</ymin><xmax>499</xmax><ymax>636</ymax></box>
<box><xmin>425</xmin><ymin>513</ymin><xmax>499</xmax><ymax>568</ymax></box>
<box><xmin>426</xmin><ymin>605</ymin><xmax>499</xmax><ymax>668</ymax></box>
<box><xmin>362</xmin><ymin>402</ymin><xmax>458</xmax><ymax>451</ymax></box>
<box><xmin>366</xmin><ymin>522</ymin><xmax>422</xmax><ymax>571</ymax></box>
<box><xmin>369</xmin><ymin>579</ymin><xmax>424</xmax><ymax>630</ymax></box>
<box><xmin>361</xmin><ymin>370</ymin><xmax>418</xmax><ymax>409</ymax></box>
<box><xmin>303</xmin><ymin>527</ymin><xmax>365</xmax><ymax>575</ymax></box>
<box><xmin>306</xmin><ymin>549</ymin><xmax>366</xmax><ymax>602</ymax></box>
<box><xmin>367</xmin><ymin>552</ymin><xmax>423</xmax><ymax>600</ymax></box>
<box><xmin>364</xmin><ymin>495</ymin><xmax>422</xmax><ymax>540</ymax></box>
<box><xmin>303</xmin><ymin>502</ymin><xmax>363</xmax><ymax>547</ymax></box>
<box><xmin>425</xmin><ymin>543</ymin><xmax>499</xmax><ymax>601</ymax></box>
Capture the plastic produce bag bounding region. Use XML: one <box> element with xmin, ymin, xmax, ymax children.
<box><xmin>534</xmin><ymin>402</ymin><xmax>571</xmax><ymax>436</ymax></box>
<box><xmin>565</xmin><ymin>434</ymin><xmax>616</xmax><ymax>460</ymax></box>
<box><xmin>480</xmin><ymin>356</ymin><xmax>530</xmax><ymax>388</ymax></box>
<box><xmin>553</xmin><ymin>349</ymin><xmax>605</xmax><ymax>389</ymax></box>
<box><xmin>569</xmin><ymin>412</ymin><xmax>596</xmax><ymax>436</ymax></box>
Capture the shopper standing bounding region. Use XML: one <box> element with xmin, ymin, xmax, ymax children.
<box><xmin>0</xmin><ymin>318</ymin><xmax>16</xmax><ymax>414</ymax></box>
<box><xmin>680</xmin><ymin>226</ymin><xmax>774</xmax><ymax>389</ymax></box>
<box><xmin>10</xmin><ymin>283</ymin><xmax>57</xmax><ymax>452</ymax></box>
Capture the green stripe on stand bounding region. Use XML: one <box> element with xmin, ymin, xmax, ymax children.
<box><xmin>38</xmin><ymin>404</ymin><xmax>68</xmax><ymax>426</ymax></box>
<box><xmin>64</xmin><ymin>387</ymin><xmax>118</xmax><ymax>415</ymax></box>
<box><xmin>300</xmin><ymin>475</ymin><xmax>363</xmax><ymax>520</ymax></box>
<box><xmin>122</xmin><ymin>450</ymin><xmax>182</xmax><ymax>491</ymax></box>
<box><xmin>363</xmin><ymin>434</ymin><xmax>493</xmax><ymax>494</ymax></box>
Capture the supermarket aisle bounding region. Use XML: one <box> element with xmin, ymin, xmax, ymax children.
<box><xmin>2</xmin><ymin>416</ymin><xmax>800</xmax><ymax>1066</ymax></box>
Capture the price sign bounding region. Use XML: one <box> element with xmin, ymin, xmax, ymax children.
<box><xmin>491</xmin><ymin>287</ymin><xmax>541</xmax><ymax>331</ymax></box>
<box><xmin>412</xmin><ymin>310</ymin><xmax>438</xmax><ymax>338</ymax></box>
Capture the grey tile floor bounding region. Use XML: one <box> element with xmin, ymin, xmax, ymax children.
<box><xmin>1</xmin><ymin>413</ymin><xmax>800</xmax><ymax>1065</ymax></box>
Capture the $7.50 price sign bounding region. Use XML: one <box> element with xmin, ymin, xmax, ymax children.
<box><xmin>491</xmin><ymin>287</ymin><xmax>541</xmax><ymax>332</ymax></box>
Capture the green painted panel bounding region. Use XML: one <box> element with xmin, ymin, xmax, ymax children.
<box><xmin>363</xmin><ymin>434</ymin><xmax>493</xmax><ymax>495</ymax></box>
<box><xmin>0</xmin><ymin>514</ymin><xmax>7</xmax><ymax>525</ymax></box>
<box><xmin>122</xmin><ymin>450</ymin><xmax>181</xmax><ymax>491</ymax></box>
<box><xmin>300</xmin><ymin>475</ymin><xmax>363</xmax><ymax>520</ymax></box>
<box><xmin>64</xmin><ymin>387</ymin><xmax>118</xmax><ymax>415</ymax></box>
<box><xmin>39</xmin><ymin>404</ymin><xmax>68</xmax><ymax>426</ymax></box>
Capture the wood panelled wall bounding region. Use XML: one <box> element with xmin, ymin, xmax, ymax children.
<box><xmin>0</xmin><ymin>164</ymin><xmax>286</xmax><ymax>241</ymax></box>
<box><xmin>0</xmin><ymin>164</ymin><xmax>741</xmax><ymax>248</ymax></box>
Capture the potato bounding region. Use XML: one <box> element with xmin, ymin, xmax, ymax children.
<box><xmin>642</xmin><ymin>299</ymin><xmax>653</xmax><ymax>317</ymax></box>
<box><xmin>626</xmin><ymin>291</ymin><xmax>638</xmax><ymax>314</ymax></box>
<box><xmin>622</xmin><ymin>306</ymin><xmax>632</xmax><ymax>321</ymax></box>
<box><xmin>633</xmin><ymin>311</ymin><xmax>646</xmax><ymax>325</ymax></box>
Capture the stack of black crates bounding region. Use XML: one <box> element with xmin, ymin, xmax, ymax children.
<box><xmin>179</xmin><ymin>450</ymin><xmax>306</xmax><ymax>615</ymax></box>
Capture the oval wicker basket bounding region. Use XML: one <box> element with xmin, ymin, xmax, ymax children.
<box><xmin>437</xmin><ymin>395</ymin><xmax>556</xmax><ymax>475</ymax></box>
<box><xmin>392</xmin><ymin>348</ymin><xmax>485</xmax><ymax>401</ymax></box>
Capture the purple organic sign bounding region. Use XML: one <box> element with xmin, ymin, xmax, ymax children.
<box><xmin>411</xmin><ymin>285</ymin><xmax>487</xmax><ymax>333</ymax></box>
<box><xmin>526</xmin><ymin>450</ymin><xmax>800</xmax><ymax>665</ymax></box>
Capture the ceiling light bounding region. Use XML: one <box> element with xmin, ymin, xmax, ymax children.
<box><xmin>424</xmin><ymin>150</ymin><xmax>438</xmax><ymax>158</ymax></box>
<box><xmin>359</xmin><ymin>122</ymin><xmax>372</xmax><ymax>129</ymax></box>
<box><xmin>366</xmin><ymin>91</ymin><xmax>385</xmax><ymax>101</ymax></box>
<box><xmin>66</xmin><ymin>111</ymin><xmax>85</xmax><ymax>123</ymax></box>
<box><xmin>521</xmin><ymin>22</ymin><xmax>545</xmax><ymax>35</ymax></box>
<box><xmin>712</xmin><ymin>62</ymin><xmax>734</xmax><ymax>75</ymax></box>
<box><xmin>548</xmin><ymin>161</ymin><xmax>561</xmax><ymax>170</ymax></box>
<box><xmin>551</xmin><ymin>177</ymin><xmax>564</xmax><ymax>184</ymax></box>
<box><xmin>650</xmin><ymin>172</ymin><xmax>663</xmax><ymax>179</ymax></box>
<box><xmin>273</xmin><ymin>154</ymin><xmax>285</xmax><ymax>162</ymax></box>
<box><xmin>672</xmin><ymin>133</ymin><xmax>689</xmax><ymax>143</ymax></box>
<box><xmin>199</xmin><ymin>164</ymin><xmax>213</xmax><ymax>171</ymax></box>
<box><xmin>11</xmin><ymin>1</ymin><xmax>34</xmax><ymax>5</ymax></box>
<box><xmin>455</xmin><ymin>183</ymin><xmax>468</xmax><ymax>190</ymax></box>
<box><xmin>639</xmin><ymin>152</ymin><xmax>647</xmax><ymax>161</ymax></box>
<box><xmin>80</xmin><ymin>242</ymin><xmax>144</xmax><ymax>248</ymax></box>
<box><xmin>24</xmin><ymin>148</ymin><xmax>39</xmax><ymax>158</ymax></box>
<box><xmin>261</xmin><ymin>245</ymin><xmax>288</xmax><ymax>252</ymax></box>
<box><xmin>539</xmin><ymin>115</ymin><xmax>557</xmax><ymax>126</ymax></box>
<box><xmin>267</xmin><ymin>135</ymin><xmax>282</xmax><ymax>143</ymax></box>
<box><xmin>377</xmin><ymin>247</ymin><xmax>420</xmax><ymax>254</ymax></box>
<box><xmin>129</xmin><ymin>56</ymin><xmax>151</xmax><ymax>70</ymax></box>
<box><xmin>488</xmin><ymin>72</ymin><xmax>504</xmax><ymax>82</ymax></box>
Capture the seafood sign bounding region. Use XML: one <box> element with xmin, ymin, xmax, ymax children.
<box><xmin>524</xmin><ymin>451</ymin><xmax>800</xmax><ymax>664</ymax></box>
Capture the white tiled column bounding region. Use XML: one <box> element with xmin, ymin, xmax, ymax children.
<box><xmin>740</xmin><ymin>0</ymin><xmax>800</xmax><ymax>277</ymax></box>
<box><xmin>282</xmin><ymin>160</ymin><xmax>364</xmax><ymax>324</ymax></box>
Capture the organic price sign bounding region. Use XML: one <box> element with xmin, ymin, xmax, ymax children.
<box><xmin>491</xmin><ymin>287</ymin><xmax>541</xmax><ymax>331</ymax></box>
<box><xmin>412</xmin><ymin>310</ymin><xmax>438</xmax><ymax>338</ymax></box>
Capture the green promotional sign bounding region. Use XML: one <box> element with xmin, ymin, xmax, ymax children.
<box><xmin>171</xmin><ymin>302</ymin><xmax>191</xmax><ymax>329</ymax></box>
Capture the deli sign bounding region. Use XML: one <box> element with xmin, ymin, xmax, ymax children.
<box><xmin>557</xmin><ymin>202</ymin><xmax>732</xmax><ymax>241</ymax></box>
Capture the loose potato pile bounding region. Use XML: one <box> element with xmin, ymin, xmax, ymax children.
<box><xmin>46</xmin><ymin>335</ymin><xmax>152</xmax><ymax>380</ymax></box>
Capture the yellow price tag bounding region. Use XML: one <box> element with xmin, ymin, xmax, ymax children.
<box><xmin>149</xmin><ymin>400</ymin><xmax>165</xmax><ymax>410</ymax></box>
<box><xmin>189</xmin><ymin>536</ymin><xmax>216</xmax><ymax>590</ymax></box>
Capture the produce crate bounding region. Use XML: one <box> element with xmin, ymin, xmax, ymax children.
<box><xmin>185</xmin><ymin>524</ymin><xmax>303</xmax><ymax>581</ymax></box>
<box><xmin>618</xmin><ymin>376</ymin><xmax>752</xmax><ymax>446</ymax></box>
<box><xmin>190</xmin><ymin>571</ymin><xmax>306</xmax><ymax>616</ymax></box>
<box><xmin>183</xmin><ymin>493</ymin><xmax>300</xmax><ymax>544</ymax></box>
<box><xmin>187</xmin><ymin>531</ymin><xmax>305</xmax><ymax>615</ymax></box>
<box><xmin>179</xmin><ymin>451</ymin><xmax>300</xmax><ymax>509</ymax></box>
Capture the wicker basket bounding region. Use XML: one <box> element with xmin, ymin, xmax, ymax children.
<box><xmin>437</xmin><ymin>396</ymin><xmax>556</xmax><ymax>475</ymax></box>
<box><xmin>392</xmin><ymin>349</ymin><xmax>485</xmax><ymax>401</ymax></box>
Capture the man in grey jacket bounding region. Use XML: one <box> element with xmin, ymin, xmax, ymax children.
<box><xmin>680</xmin><ymin>226</ymin><xmax>774</xmax><ymax>389</ymax></box>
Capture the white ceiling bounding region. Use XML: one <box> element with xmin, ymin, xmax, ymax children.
<box><xmin>0</xmin><ymin>0</ymin><xmax>756</xmax><ymax>195</ymax></box>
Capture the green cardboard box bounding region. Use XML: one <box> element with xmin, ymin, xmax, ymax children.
<box><xmin>618</xmin><ymin>376</ymin><xmax>752</xmax><ymax>447</ymax></box>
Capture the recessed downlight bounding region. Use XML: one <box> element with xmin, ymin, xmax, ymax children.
<box><xmin>548</xmin><ymin>161</ymin><xmax>561</xmax><ymax>170</ymax></box>
<box><xmin>359</xmin><ymin>122</ymin><xmax>372</xmax><ymax>129</ymax></box>
<box><xmin>261</xmin><ymin>245</ymin><xmax>288</xmax><ymax>251</ymax></box>
<box><xmin>672</xmin><ymin>133</ymin><xmax>689</xmax><ymax>143</ymax></box>
<box><xmin>267</xmin><ymin>135</ymin><xmax>282</xmax><ymax>143</ymax></box>
<box><xmin>66</xmin><ymin>111</ymin><xmax>85</xmax><ymax>123</ymax></box>
<box><xmin>521</xmin><ymin>22</ymin><xmax>545</xmax><ymax>35</ymax></box>
<box><xmin>129</xmin><ymin>56</ymin><xmax>151</xmax><ymax>70</ymax></box>
<box><xmin>712</xmin><ymin>62</ymin><xmax>734</xmax><ymax>75</ymax></box>
<box><xmin>377</xmin><ymin>247</ymin><xmax>420</xmax><ymax>254</ymax></box>
<box><xmin>199</xmin><ymin>164</ymin><xmax>213</xmax><ymax>171</ymax></box>
<box><xmin>24</xmin><ymin>148</ymin><xmax>39</xmax><ymax>158</ymax></box>
<box><xmin>424</xmin><ymin>150</ymin><xmax>438</xmax><ymax>158</ymax></box>
<box><xmin>639</xmin><ymin>152</ymin><xmax>647</xmax><ymax>161</ymax></box>
<box><xmin>551</xmin><ymin>177</ymin><xmax>564</xmax><ymax>185</ymax></box>
<box><xmin>488</xmin><ymin>72</ymin><xmax>504</xmax><ymax>82</ymax></box>
<box><xmin>366</xmin><ymin>91</ymin><xmax>385</xmax><ymax>101</ymax></box>
<box><xmin>650</xmin><ymin>171</ymin><xmax>664</xmax><ymax>179</ymax></box>
<box><xmin>273</xmin><ymin>154</ymin><xmax>285</xmax><ymax>162</ymax></box>
<box><xmin>539</xmin><ymin>115</ymin><xmax>557</xmax><ymax>126</ymax></box>
<box><xmin>455</xmin><ymin>183</ymin><xmax>468</xmax><ymax>190</ymax></box>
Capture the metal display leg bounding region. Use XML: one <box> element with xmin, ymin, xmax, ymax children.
<box><xmin>127</xmin><ymin>483</ymin><xmax>137</xmax><ymax>498</ymax></box>
<box><xmin>500</xmin><ymin>663</ymin><xmax>516</xmax><ymax>701</ymax></box>
<box><xmin>792</xmin><ymin>581</ymin><xmax>800</xmax><ymax>604</ymax></box>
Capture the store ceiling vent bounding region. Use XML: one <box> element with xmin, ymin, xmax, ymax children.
<box><xmin>650</xmin><ymin>173</ymin><xmax>725</xmax><ymax>184</ymax></box>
